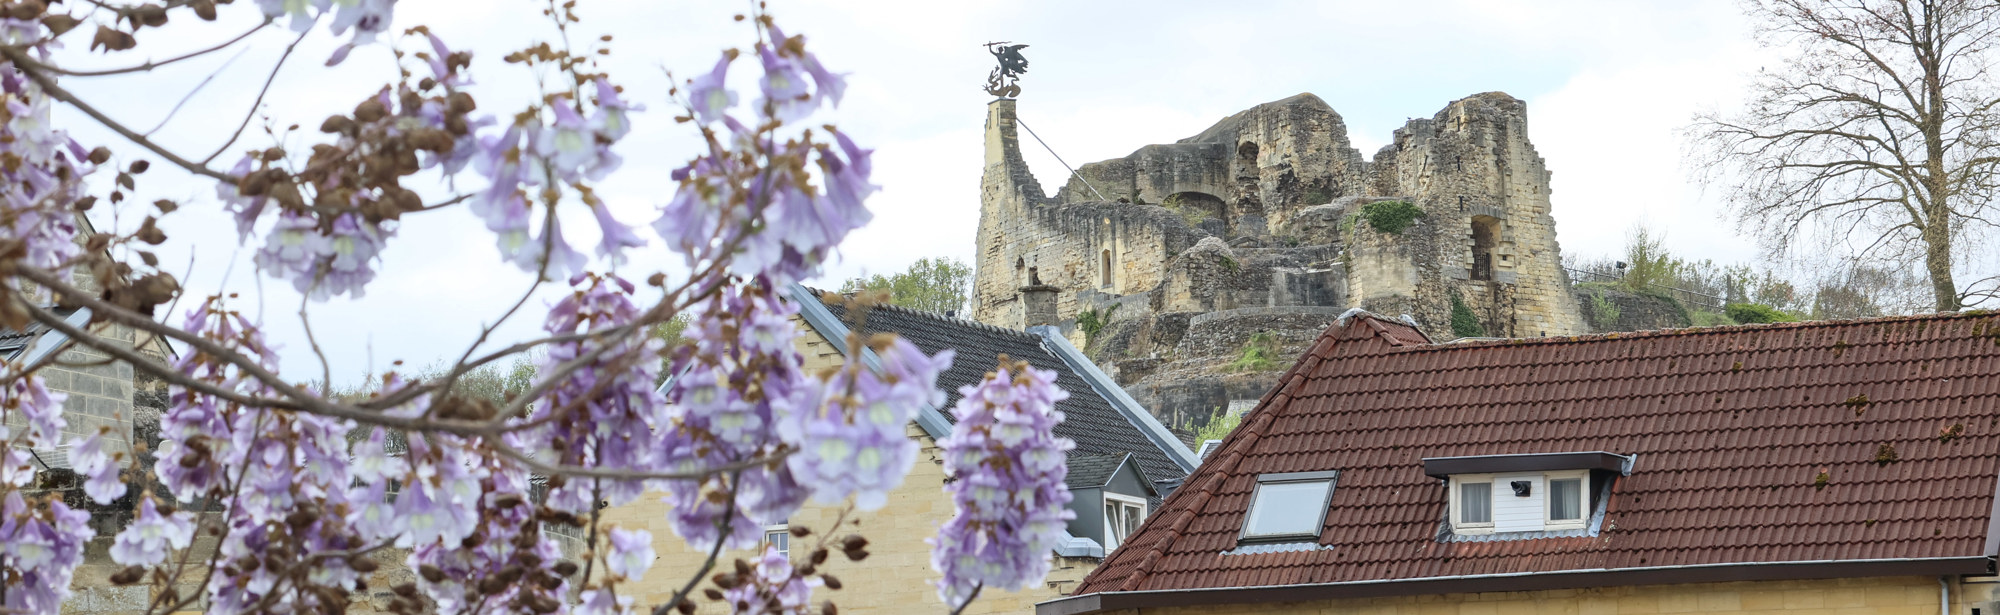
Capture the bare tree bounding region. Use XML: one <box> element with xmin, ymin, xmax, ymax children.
<box><xmin>1690</xmin><ymin>0</ymin><xmax>2000</xmax><ymax>311</ymax></box>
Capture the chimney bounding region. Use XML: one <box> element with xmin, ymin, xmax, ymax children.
<box><xmin>1019</xmin><ymin>267</ymin><xmax>1060</xmax><ymax>328</ymax></box>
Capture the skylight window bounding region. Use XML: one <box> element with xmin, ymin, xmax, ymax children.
<box><xmin>1239</xmin><ymin>470</ymin><xmax>1338</xmax><ymax>542</ymax></box>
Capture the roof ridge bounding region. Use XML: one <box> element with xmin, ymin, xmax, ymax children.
<box><xmin>798</xmin><ymin>285</ymin><xmax>1039</xmax><ymax>340</ymax></box>
<box><xmin>1409</xmin><ymin>309</ymin><xmax>1999</xmax><ymax>353</ymax></box>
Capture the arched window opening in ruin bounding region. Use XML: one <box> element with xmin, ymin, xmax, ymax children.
<box><xmin>1471</xmin><ymin>216</ymin><xmax>1499</xmax><ymax>281</ymax></box>
<box><xmin>1015</xmin><ymin>257</ymin><xmax>1026</xmax><ymax>284</ymax></box>
<box><xmin>1237</xmin><ymin>141</ymin><xmax>1259</xmax><ymax>160</ymax></box>
<box><xmin>1162</xmin><ymin>191</ymin><xmax>1226</xmax><ymax>228</ymax></box>
<box><xmin>1101</xmin><ymin>249</ymin><xmax>1114</xmax><ymax>289</ymax></box>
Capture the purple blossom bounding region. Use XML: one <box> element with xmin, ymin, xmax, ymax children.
<box><xmin>688</xmin><ymin>53</ymin><xmax>737</xmax><ymax>123</ymax></box>
<box><xmin>721</xmin><ymin>545</ymin><xmax>822</xmax><ymax>615</ymax></box>
<box><xmin>605</xmin><ymin>527</ymin><xmax>656</xmax><ymax>580</ymax></box>
<box><xmin>783</xmin><ymin>337</ymin><xmax>951</xmax><ymax>510</ymax></box>
<box><xmin>327</xmin><ymin>0</ymin><xmax>395</xmax><ymax>46</ymax></box>
<box><xmin>3</xmin><ymin>374</ymin><xmax>66</xmax><ymax>449</ymax></box>
<box><xmin>68</xmin><ymin>431</ymin><xmax>125</xmax><ymax>505</ymax></box>
<box><xmin>576</xmin><ymin>588</ymin><xmax>637</xmax><ymax>615</ymax></box>
<box><xmin>757</xmin><ymin>30</ymin><xmax>817</xmax><ymax>123</ymax></box>
<box><xmin>930</xmin><ymin>362</ymin><xmax>1077</xmax><ymax>607</ymax></box>
<box><xmin>591</xmin><ymin>203</ymin><xmax>648</xmax><ymax>264</ymax></box>
<box><xmin>110</xmin><ymin>498</ymin><xmax>195</xmax><ymax>567</ymax></box>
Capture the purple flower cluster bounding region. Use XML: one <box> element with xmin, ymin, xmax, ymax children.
<box><xmin>783</xmin><ymin>336</ymin><xmax>952</xmax><ymax>510</ymax></box>
<box><xmin>68</xmin><ymin>430</ymin><xmax>126</xmax><ymax>505</ymax></box>
<box><xmin>0</xmin><ymin>64</ymin><xmax>91</xmax><ymax>274</ymax></box>
<box><xmin>658</xmin><ymin>283</ymin><xmax>813</xmax><ymax>550</ymax></box>
<box><xmin>145</xmin><ymin>300</ymin><xmax>384</xmax><ymax>614</ymax></box>
<box><xmin>720</xmin><ymin>545</ymin><xmax>823</xmax><ymax>615</ymax></box>
<box><xmin>0</xmin><ymin>372</ymin><xmax>85</xmax><ymax>615</ymax></box>
<box><xmin>0</xmin><ymin>492</ymin><xmax>92</xmax><ymax>614</ymax></box>
<box><xmin>653</xmin><ymin>27</ymin><xmax>873</xmax><ymax>287</ymax></box>
<box><xmin>110</xmin><ymin>498</ymin><xmax>196</xmax><ymax>567</ymax></box>
<box><xmin>402</xmin><ymin>438</ymin><xmax>573</xmax><ymax>615</ymax></box>
<box><xmin>930</xmin><ymin>362</ymin><xmax>1077</xmax><ymax>607</ymax></box>
<box><xmin>507</xmin><ymin>274</ymin><xmax>668</xmax><ymax>513</ymax></box>
<box><xmin>469</xmin><ymin>79</ymin><xmax>644</xmax><ymax>278</ymax></box>
<box><xmin>250</xmin><ymin>211</ymin><xmax>391</xmax><ymax>300</ymax></box>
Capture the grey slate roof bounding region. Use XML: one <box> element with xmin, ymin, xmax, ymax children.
<box><xmin>1064</xmin><ymin>452</ymin><xmax>1131</xmax><ymax>490</ymax></box>
<box><xmin>816</xmin><ymin>298</ymin><xmax>1191</xmax><ymax>492</ymax></box>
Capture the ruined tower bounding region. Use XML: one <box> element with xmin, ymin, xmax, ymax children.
<box><xmin>971</xmin><ymin>93</ymin><xmax>1588</xmax><ymax>428</ymax></box>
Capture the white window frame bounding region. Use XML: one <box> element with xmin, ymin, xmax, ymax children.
<box><xmin>762</xmin><ymin>524</ymin><xmax>790</xmax><ymax>559</ymax></box>
<box><xmin>1543</xmin><ymin>470</ymin><xmax>1589</xmax><ymax>531</ymax></box>
<box><xmin>1102</xmin><ymin>493</ymin><xmax>1148</xmax><ymax>552</ymax></box>
<box><xmin>1449</xmin><ymin>473</ymin><xmax>1496</xmax><ymax>535</ymax></box>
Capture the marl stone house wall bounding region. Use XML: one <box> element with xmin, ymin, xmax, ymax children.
<box><xmin>968</xmin><ymin>93</ymin><xmax>1588</xmax><ymax>431</ymax></box>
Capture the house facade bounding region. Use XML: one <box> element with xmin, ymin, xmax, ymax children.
<box><xmin>609</xmin><ymin>284</ymin><xmax>1198</xmax><ymax>614</ymax></box>
<box><xmin>1044</xmin><ymin>310</ymin><xmax>2000</xmax><ymax>615</ymax></box>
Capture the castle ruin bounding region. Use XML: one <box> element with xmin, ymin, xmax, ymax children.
<box><xmin>971</xmin><ymin>92</ymin><xmax>1591</xmax><ymax>429</ymax></box>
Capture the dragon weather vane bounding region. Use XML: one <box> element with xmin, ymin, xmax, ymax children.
<box><xmin>985</xmin><ymin>42</ymin><xmax>1029</xmax><ymax>98</ymax></box>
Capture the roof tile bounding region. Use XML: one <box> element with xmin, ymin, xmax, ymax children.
<box><xmin>1075</xmin><ymin>311</ymin><xmax>2000</xmax><ymax>595</ymax></box>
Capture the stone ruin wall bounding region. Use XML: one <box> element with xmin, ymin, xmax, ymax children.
<box><xmin>971</xmin><ymin>92</ymin><xmax>1595</xmax><ymax>433</ymax></box>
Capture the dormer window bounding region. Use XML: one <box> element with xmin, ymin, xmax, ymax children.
<box><xmin>1103</xmin><ymin>493</ymin><xmax>1146</xmax><ymax>551</ymax></box>
<box><xmin>1239</xmin><ymin>470</ymin><xmax>1338</xmax><ymax>542</ymax></box>
<box><xmin>1426</xmin><ymin>452</ymin><xmax>1632</xmax><ymax>536</ymax></box>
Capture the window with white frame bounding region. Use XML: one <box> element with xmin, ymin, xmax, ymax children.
<box><xmin>1543</xmin><ymin>470</ymin><xmax>1588</xmax><ymax>531</ymax></box>
<box><xmin>1450</xmin><ymin>470</ymin><xmax>1589</xmax><ymax>534</ymax></box>
<box><xmin>1102</xmin><ymin>493</ymin><xmax>1147</xmax><ymax>552</ymax></box>
<box><xmin>1239</xmin><ymin>470</ymin><xmax>1339</xmax><ymax>542</ymax></box>
<box><xmin>763</xmin><ymin>524</ymin><xmax>790</xmax><ymax>558</ymax></box>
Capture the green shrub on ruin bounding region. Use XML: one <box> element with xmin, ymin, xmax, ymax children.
<box><xmin>1359</xmin><ymin>200</ymin><xmax>1423</xmax><ymax>235</ymax></box>
<box><xmin>1228</xmin><ymin>331</ymin><xmax>1282</xmax><ymax>372</ymax></box>
<box><xmin>1449</xmin><ymin>291</ymin><xmax>1487</xmax><ymax>338</ymax></box>
<box><xmin>1076</xmin><ymin>303</ymin><xmax>1119</xmax><ymax>349</ymax></box>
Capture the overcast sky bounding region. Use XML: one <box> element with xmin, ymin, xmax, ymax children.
<box><xmin>49</xmin><ymin>0</ymin><xmax>1807</xmax><ymax>383</ymax></box>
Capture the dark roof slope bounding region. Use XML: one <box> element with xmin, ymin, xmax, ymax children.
<box><xmin>820</xmin><ymin>300</ymin><xmax>1189</xmax><ymax>490</ymax></box>
<box><xmin>1067</xmin><ymin>452</ymin><xmax>1132</xmax><ymax>490</ymax></box>
<box><xmin>1077</xmin><ymin>311</ymin><xmax>2000</xmax><ymax>595</ymax></box>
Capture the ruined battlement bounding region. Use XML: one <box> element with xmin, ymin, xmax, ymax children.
<box><xmin>971</xmin><ymin>93</ymin><xmax>1588</xmax><ymax>429</ymax></box>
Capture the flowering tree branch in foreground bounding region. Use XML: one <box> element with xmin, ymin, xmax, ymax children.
<box><xmin>0</xmin><ymin>2</ymin><xmax>1072</xmax><ymax>614</ymax></box>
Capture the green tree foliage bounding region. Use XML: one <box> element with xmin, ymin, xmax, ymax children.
<box><xmin>839</xmin><ymin>257</ymin><xmax>974</xmax><ymax>315</ymax></box>
<box><xmin>1191</xmin><ymin>409</ymin><xmax>1242</xmax><ymax>444</ymax></box>
<box><xmin>1449</xmin><ymin>291</ymin><xmax>1487</xmax><ymax>338</ymax></box>
<box><xmin>1569</xmin><ymin>223</ymin><xmax>1931</xmax><ymax>322</ymax></box>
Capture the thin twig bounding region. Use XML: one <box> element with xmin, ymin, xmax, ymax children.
<box><xmin>201</xmin><ymin>28</ymin><xmax>310</xmax><ymax>165</ymax></box>
<box><xmin>0</xmin><ymin>45</ymin><xmax>232</xmax><ymax>181</ymax></box>
<box><xmin>54</xmin><ymin>19</ymin><xmax>270</xmax><ymax>77</ymax></box>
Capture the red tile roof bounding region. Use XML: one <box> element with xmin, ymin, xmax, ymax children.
<box><xmin>1072</xmin><ymin>311</ymin><xmax>2000</xmax><ymax>597</ymax></box>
